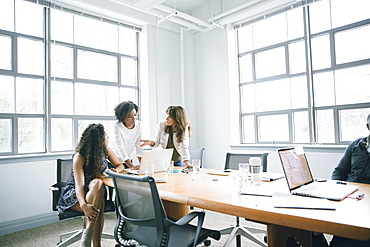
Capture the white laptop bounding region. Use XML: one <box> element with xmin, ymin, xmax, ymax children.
<box><xmin>128</xmin><ymin>148</ymin><xmax>173</xmax><ymax>175</ymax></box>
<box><xmin>278</xmin><ymin>147</ymin><xmax>358</xmax><ymax>201</ymax></box>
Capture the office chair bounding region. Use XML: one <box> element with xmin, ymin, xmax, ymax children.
<box><xmin>189</xmin><ymin>147</ymin><xmax>205</xmax><ymax>167</ymax></box>
<box><xmin>106</xmin><ymin>169</ymin><xmax>221</xmax><ymax>247</ymax></box>
<box><xmin>50</xmin><ymin>158</ymin><xmax>114</xmax><ymax>247</ymax></box>
<box><xmin>219</xmin><ymin>152</ymin><xmax>269</xmax><ymax>247</ymax></box>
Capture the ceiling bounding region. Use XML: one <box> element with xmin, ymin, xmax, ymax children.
<box><xmin>56</xmin><ymin>0</ymin><xmax>305</xmax><ymax>32</ymax></box>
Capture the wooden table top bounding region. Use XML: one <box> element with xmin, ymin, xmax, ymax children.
<box><xmin>102</xmin><ymin>168</ymin><xmax>370</xmax><ymax>241</ymax></box>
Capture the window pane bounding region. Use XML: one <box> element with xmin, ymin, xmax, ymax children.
<box><xmin>335</xmin><ymin>25</ymin><xmax>370</xmax><ymax>64</ymax></box>
<box><xmin>256</xmin><ymin>79</ymin><xmax>290</xmax><ymax>111</ymax></box>
<box><xmin>120</xmin><ymin>87</ymin><xmax>137</xmax><ymax>103</ymax></box>
<box><xmin>18</xmin><ymin>117</ymin><xmax>44</xmax><ymax>153</ymax></box>
<box><xmin>240</xmin><ymin>84</ymin><xmax>256</xmax><ymax>113</ymax></box>
<box><xmin>119</xmin><ymin>27</ymin><xmax>137</xmax><ymax>56</ymax></box>
<box><xmin>239</xmin><ymin>54</ymin><xmax>253</xmax><ymax>83</ymax></box>
<box><xmin>287</xmin><ymin>7</ymin><xmax>304</xmax><ymax>40</ymax></box>
<box><xmin>242</xmin><ymin>115</ymin><xmax>255</xmax><ymax>143</ymax></box>
<box><xmin>340</xmin><ymin>108</ymin><xmax>370</xmax><ymax>142</ymax></box>
<box><xmin>51</xmin><ymin>81</ymin><xmax>74</xmax><ymax>115</ymax></box>
<box><xmin>0</xmin><ymin>75</ymin><xmax>14</xmax><ymax>113</ymax></box>
<box><xmin>259</xmin><ymin>114</ymin><xmax>289</xmax><ymax>142</ymax></box>
<box><xmin>289</xmin><ymin>41</ymin><xmax>306</xmax><ymax>74</ymax></box>
<box><xmin>331</xmin><ymin>0</ymin><xmax>370</xmax><ymax>28</ymax></box>
<box><xmin>293</xmin><ymin>111</ymin><xmax>309</xmax><ymax>143</ymax></box>
<box><xmin>15</xmin><ymin>0</ymin><xmax>44</xmax><ymax>37</ymax></box>
<box><xmin>238</xmin><ymin>25</ymin><xmax>253</xmax><ymax>53</ymax></box>
<box><xmin>77</xmin><ymin>50</ymin><xmax>118</xmax><ymax>82</ymax></box>
<box><xmin>255</xmin><ymin>47</ymin><xmax>286</xmax><ymax>79</ymax></box>
<box><xmin>75</xmin><ymin>83</ymin><xmax>119</xmax><ymax>115</ymax></box>
<box><xmin>335</xmin><ymin>65</ymin><xmax>370</xmax><ymax>105</ymax></box>
<box><xmin>0</xmin><ymin>119</ymin><xmax>12</xmax><ymax>152</ymax></box>
<box><xmin>50</xmin><ymin>9</ymin><xmax>74</xmax><ymax>43</ymax></box>
<box><xmin>309</xmin><ymin>0</ymin><xmax>331</xmax><ymax>34</ymax></box>
<box><xmin>0</xmin><ymin>0</ymin><xmax>14</xmax><ymax>31</ymax></box>
<box><xmin>313</xmin><ymin>71</ymin><xmax>335</xmax><ymax>107</ymax></box>
<box><xmin>121</xmin><ymin>57</ymin><xmax>137</xmax><ymax>86</ymax></box>
<box><xmin>316</xmin><ymin>109</ymin><xmax>334</xmax><ymax>143</ymax></box>
<box><xmin>51</xmin><ymin>44</ymin><xmax>73</xmax><ymax>79</ymax></box>
<box><xmin>18</xmin><ymin>37</ymin><xmax>44</xmax><ymax>76</ymax></box>
<box><xmin>51</xmin><ymin>118</ymin><xmax>73</xmax><ymax>151</ymax></box>
<box><xmin>290</xmin><ymin>76</ymin><xmax>308</xmax><ymax>109</ymax></box>
<box><xmin>311</xmin><ymin>34</ymin><xmax>331</xmax><ymax>70</ymax></box>
<box><xmin>74</xmin><ymin>15</ymin><xmax>119</xmax><ymax>52</ymax></box>
<box><xmin>16</xmin><ymin>78</ymin><xmax>44</xmax><ymax>114</ymax></box>
<box><xmin>252</xmin><ymin>13</ymin><xmax>287</xmax><ymax>50</ymax></box>
<box><xmin>0</xmin><ymin>35</ymin><xmax>12</xmax><ymax>70</ymax></box>
<box><xmin>78</xmin><ymin>120</ymin><xmax>115</xmax><ymax>140</ymax></box>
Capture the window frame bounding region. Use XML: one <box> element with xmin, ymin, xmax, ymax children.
<box><xmin>0</xmin><ymin>0</ymin><xmax>141</xmax><ymax>156</ymax></box>
<box><xmin>236</xmin><ymin>1</ymin><xmax>370</xmax><ymax>145</ymax></box>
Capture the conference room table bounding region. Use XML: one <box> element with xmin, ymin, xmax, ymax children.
<box><xmin>101</xmin><ymin>168</ymin><xmax>370</xmax><ymax>247</ymax></box>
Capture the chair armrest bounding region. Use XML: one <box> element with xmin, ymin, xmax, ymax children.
<box><xmin>50</xmin><ymin>184</ymin><xmax>60</xmax><ymax>211</ymax></box>
<box><xmin>173</xmin><ymin>210</ymin><xmax>205</xmax><ymax>247</ymax></box>
<box><xmin>174</xmin><ymin>211</ymin><xmax>203</xmax><ymax>226</ymax></box>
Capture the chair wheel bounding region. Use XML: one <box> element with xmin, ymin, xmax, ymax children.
<box><xmin>204</xmin><ymin>239</ymin><xmax>211</xmax><ymax>246</ymax></box>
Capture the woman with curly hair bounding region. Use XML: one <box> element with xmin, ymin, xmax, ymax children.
<box><xmin>110</xmin><ymin>101</ymin><xmax>142</xmax><ymax>170</ymax></box>
<box><xmin>58</xmin><ymin>123</ymin><xmax>124</xmax><ymax>247</ymax></box>
<box><xmin>141</xmin><ymin>106</ymin><xmax>192</xmax><ymax>167</ymax></box>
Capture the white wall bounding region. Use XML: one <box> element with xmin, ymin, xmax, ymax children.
<box><xmin>193</xmin><ymin>28</ymin><xmax>233</xmax><ymax>169</ymax></box>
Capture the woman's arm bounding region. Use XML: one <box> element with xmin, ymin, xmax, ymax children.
<box><xmin>107</xmin><ymin>147</ymin><xmax>125</xmax><ymax>173</ymax></box>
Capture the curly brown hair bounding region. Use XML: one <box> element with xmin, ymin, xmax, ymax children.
<box><xmin>75</xmin><ymin>123</ymin><xmax>108</xmax><ymax>179</ymax></box>
<box><xmin>165</xmin><ymin>106</ymin><xmax>191</xmax><ymax>143</ymax></box>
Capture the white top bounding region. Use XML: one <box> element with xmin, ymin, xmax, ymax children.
<box><xmin>153</xmin><ymin>120</ymin><xmax>190</xmax><ymax>161</ymax></box>
<box><xmin>110</xmin><ymin>120</ymin><xmax>143</xmax><ymax>163</ymax></box>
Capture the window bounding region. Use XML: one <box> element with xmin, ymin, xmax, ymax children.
<box><xmin>237</xmin><ymin>0</ymin><xmax>370</xmax><ymax>145</ymax></box>
<box><xmin>0</xmin><ymin>0</ymin><xmax>140</xmax><ymax>155</ymax></box>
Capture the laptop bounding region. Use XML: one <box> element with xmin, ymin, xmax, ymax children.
<box><xmin>278</xmin><ymin>147</ymin><xmax>358</xmax><ymax>201</ymax></box>
<box><xmin>128</xmin><ymin>148</ymin><xmax>173</xmax><ymax>175</ymax></box>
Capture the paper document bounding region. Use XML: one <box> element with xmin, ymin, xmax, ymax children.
<box><xmin>261</xmin><ymin>172</ymin><xmax>285</xmax><ymax>181</ymax></box>
<box><xmin>273</xmin><ymin>192</ymin><xmax>336</xmax><ymax>210</ymax></box>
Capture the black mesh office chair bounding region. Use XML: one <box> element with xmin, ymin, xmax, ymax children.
<box><xmin>50</xmin><ymin>158</ymin><xmax>114</xmax><ymax>246</ymax></box>
<box><xmin>219</xmin><ymin>152</ymin><xmax>269</xmax><ymax>247</ymax></box>
<box><xmin>106</xmin><ymin>169</ymin><xmax>221</xmax><ymax>247</ymax></box>
<box><xmin>189</xmin><ymin>147</ymin><xmax>205</xmax><ymax>168</ymax></box>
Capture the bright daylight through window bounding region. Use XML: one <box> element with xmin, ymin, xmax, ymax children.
<box><xmin>0</xmin><ymin>0</ymin><xmax>140</xmax><ymax>155</ymax></box>
<box><xmin>237</xmin><ymin>0</ymin><xmax>370</xmax><ymax>145</ymax></box>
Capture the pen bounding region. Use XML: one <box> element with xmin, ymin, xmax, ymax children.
<box><xmin>240</xmin><ymin>193</ymin><xmax>272</xmax><ymax>197</ymax></box>
<box><xmin>274</xmin><ymin>206</ymin><xmax>336</xmax><ymax>210</ymax></box>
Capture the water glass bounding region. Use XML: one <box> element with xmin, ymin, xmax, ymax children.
<box><xmin>145</xmin><ymin>163</ymin><xmax>154</xmax><ymax>176</ymax></box>
<box><xmin>232</xmin><ymin>172</ymin><xmax>243</xmax><ymax>192</ymax></box>
<box><xmin>238</xmin><ymin>163</ymin><xmax>249</xmax><ymax>181</ymax></box>
<box><xmin>192</xmin><ymin>159</ymin><xmax>201</xmax><ymax>174</ymax></box>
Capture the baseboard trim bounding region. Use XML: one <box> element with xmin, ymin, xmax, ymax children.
<box><xmin>0</xmin><ymin>212</ymin><xmax>59</xmax><ymax>236</ymax></box>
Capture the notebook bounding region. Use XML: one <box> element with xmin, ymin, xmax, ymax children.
<box><xmin>278</xmin><ymin>147</ymin><xmax>358</xmax><ymax>201</ymax></box>
<box><xmin>128</xmin><ymin>148</ymin><xmax>173</xmax><ymax>175</ymax></box>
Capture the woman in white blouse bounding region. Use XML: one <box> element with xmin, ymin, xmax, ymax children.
<box><xmin>110</xmin><ymin>101</ymin><xmax>142</xmax><ymax>169</ymax></box>
<box><xmin>141</xmin><ymin>106</ymin><xmax>192</xmax><ymax>167</ymax></box>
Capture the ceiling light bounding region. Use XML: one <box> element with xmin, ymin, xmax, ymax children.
<box><xmin>157</xmin><ymin>11</ymin><xmax>177</xmax><ymax>25</ymax></box>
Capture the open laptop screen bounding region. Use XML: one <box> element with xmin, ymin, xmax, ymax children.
<box><xmin>278</xmin><ymin>147</ymin><xmax>314</xmax><ymax>190</ymax></box>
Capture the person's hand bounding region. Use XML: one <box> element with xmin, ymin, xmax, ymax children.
<box><xmin>110</xmin><ymin>164</ymin><xmax>124</xmax><ymax>173</ymax></box>
<box><xmin>184</xmin><ymin>160</ymin><xmax>192</xmax><ymax>168</ymax></box>
<box><xmin>81</xmin><ymin>203</ymin><xmax>100</xmax><ymax>222</ymax></box>
<box><xmin>140</xmin><ymin>140</ymin><xmax>154</xmax><ymax>147</ymax></box>
<box><xmin>131</xmin><ymin>165</ymin><xmax>140</xmax><ymax>170</ymax></box>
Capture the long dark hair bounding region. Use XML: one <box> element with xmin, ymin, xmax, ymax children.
<box><xmin>114</xmin><ymin>101</ymin><xmax>139</xmax><ymax>124</ymax></box>
<box><xmin>75</xmin><ymin>123</ymin><xmax>107</xmax><ymax>178</ymax></box>
<box><xmin>165</xmin><ymin>106</ymin><xmax>191</xmax><ymax>143</ymax></box>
